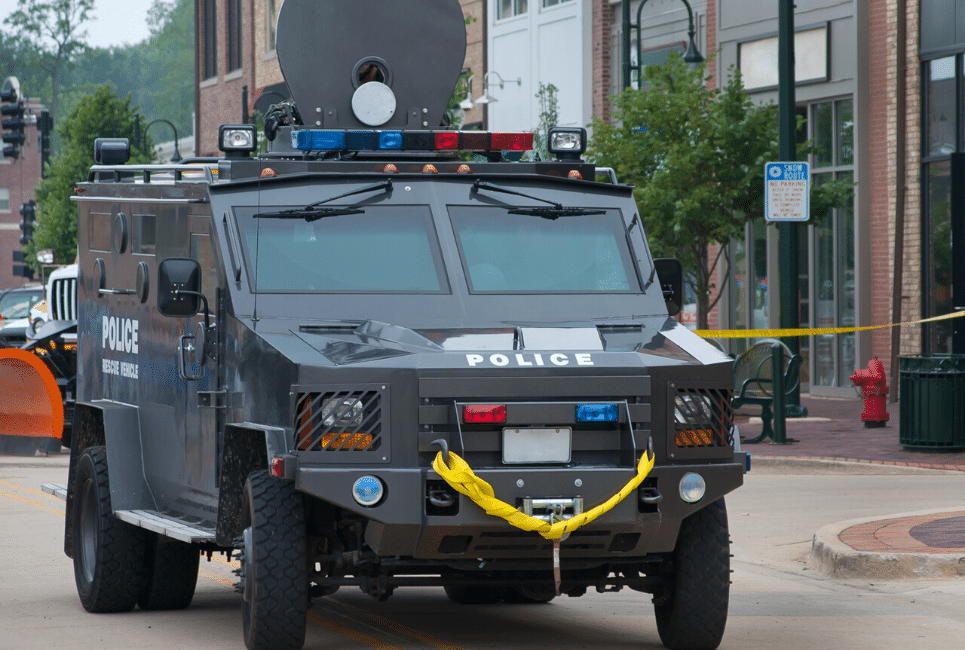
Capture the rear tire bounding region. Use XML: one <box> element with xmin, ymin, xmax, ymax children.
<box><xmin>654</xmin><ymin>499</ymin><xmax>730</xmax><ymax>650</ymax></box>
<box><xmin>443</xmin><ymin>583</ymin><xmax>503</xmax><ymax>604</ymax></box>
<box><xmin>71</xmin><ymin>446</ymin><xmax>147</xmax><ymax>612</ymax></box>
<box><xmin>503</xmin><ymin>586</ymin><xmax>555</xmax><ymax>604</ymax></box>
<box><xmin>240</xmin><ymin>471</ymin><xmax>308</xmax><ymax>650</ymax></box>
<box><xmin>138</xmin><ymin>534</ymin><xmax>200</xmax><ymax>610</ymax></box>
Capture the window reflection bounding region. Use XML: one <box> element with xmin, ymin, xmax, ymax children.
<box><xmin>926</xmin><ymin>161</ymin><xmax>953</xmax><ymax>353</ymax></box>
<box><xmin>928</xmin><ymin>57</ymin><xmax>956</xmax><ymax>157</ymax></box>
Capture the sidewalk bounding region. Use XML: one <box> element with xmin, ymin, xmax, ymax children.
<box><xmin>737</xmin><ymin>395</ymin><xmax>965</xmax><ymax>578</ymax></box>
<box><xmin>737</xmin><ymin>394</ymin><xmax>965</xmax><ymax>472</ymax></box>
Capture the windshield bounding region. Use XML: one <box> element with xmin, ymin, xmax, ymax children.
<box><xmin>449</xmin><ymin>206</ymin><xmax>640</xmax><ymax>293</ymax></box>
<box><xmin>234</xmin><ymin>205</ymin><xmax>448</xmax><ymax>293</ymax></box>
<box><xmin>0</xmin><ymin>290</ymin><xmax>43</xmax><ymax>319</ymax></box>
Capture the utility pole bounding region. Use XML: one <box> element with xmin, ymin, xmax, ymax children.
<box><xmin>778</xmin><ymin>0</ymin><xmax>807</xmax><ymax>417</ymax></box>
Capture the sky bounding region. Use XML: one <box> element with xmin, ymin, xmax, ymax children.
<box><xmin>2</xmin><ymin>0</ymin><xmax>155</xmax><ymax>50</ymax></box>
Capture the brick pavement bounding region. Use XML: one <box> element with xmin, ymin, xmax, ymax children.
<box><xmin>736</xmin><ymin>395</ymin><xmax>965</xmax><ymax>472</ymax></box>
<box><xmin>741</xmin><ymin>395</ymin><xmax>965</xmax><ymax>563</ymax></box>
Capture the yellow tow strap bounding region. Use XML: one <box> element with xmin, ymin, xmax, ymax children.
<box><xmin>432</xmin><ymin>449</ymin><xmax>655</xmax><ymax>540</ymax></box>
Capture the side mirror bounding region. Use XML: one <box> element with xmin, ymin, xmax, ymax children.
<box><xmin>157</xmin><ymin>258</ymin><xmax>202</xmax><ymax>317</ymax></box>
<box><xmin>654</xmin><ymin>258</ymin><xmax>683</xmax><ymax>317</ymax></box>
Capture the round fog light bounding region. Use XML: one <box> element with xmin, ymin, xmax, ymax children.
<box><xmin>352</xmin><ymin>475</ymin><xmax>384</xmax><ymax>507</ymax></box>
<box><xmin>679</xmin><ymin>472</ymin><xmax>706</xmax><ymax>503</ymax></box>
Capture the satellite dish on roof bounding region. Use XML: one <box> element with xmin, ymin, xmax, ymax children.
<box><xmin>275</xmin><ymin>0</ymin><xmax>466</xmax><ymax>130</ymax></box>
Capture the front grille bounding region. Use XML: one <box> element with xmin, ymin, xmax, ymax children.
<box><xmin>51</xmin><ymin>278</ymin><xmax>77</xmax><ymax>320</ymax></box>
<box><xmin>672</xmin><ymin>387</ymin><xmax>734</xmax><ymax>451</ymax></box>
<box><xmin>294</xmin><ymin>389</ymin><xmax>384</xmax><ymax>454</ymax></box>
<box><xmin>420</xmin><ymin>398</ymin><xmax>650</xmax><ymax>469</ymax></box>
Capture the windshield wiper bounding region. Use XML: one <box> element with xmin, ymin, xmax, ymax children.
<box><xmin>471</xmin><ymin>180</ymin><xmax>605</xmax><ymax>220</ymax></box>
<box><xmin>506</xmin><ymin>206</ymin><xmax>606</xmax><ymax>219</ymax></box>
<box><xmin>255</xmin><ymin>179</ymin><xmax>392</xmax><ymax>221</ymax></box>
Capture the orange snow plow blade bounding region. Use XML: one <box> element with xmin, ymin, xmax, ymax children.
<box><xmin>0</xmin><ymin>348</ymin><xmax>64</xmax><ymax>439</ymax></box>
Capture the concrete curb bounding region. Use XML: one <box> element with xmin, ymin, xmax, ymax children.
<box><xmin>750</xmin><ymin>456</ymin><xmax>964</xmax><ymax>474</ymax></box>
<box><xmin>808</xmin><ymin>507</ymin><xmax>965</xmax><ymax>579</ymax></box>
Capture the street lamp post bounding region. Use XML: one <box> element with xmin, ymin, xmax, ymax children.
<box><xmin>142</xmin><ymin>118</ymin><xmax>182</xmax><ymax>162</ymax></box>
<box><xmin>777</xmin><ymin>0</ymin><xmax>806</xmax><ymax>418</ymax></box>
<box><xmin>622</xmin><ymin>0</ymin><xmax>703</xmax><ymax>90</ymax></box>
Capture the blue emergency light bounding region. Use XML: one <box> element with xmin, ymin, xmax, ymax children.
<box><xmin>576</xmin><ymin>403</ymin><xmax>619</xmax><ymax>422</ymax></box>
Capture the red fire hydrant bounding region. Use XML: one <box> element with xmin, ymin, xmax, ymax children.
<box><xmin>851</xmin><ymin>357</ymin><xmax>889</xmax><ymax>428</ymax></box>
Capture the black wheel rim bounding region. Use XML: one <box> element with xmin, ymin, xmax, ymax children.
<box><xmin>79</xmin><ymin>479</ymin><xmax>97</xmax><ymax>584</ymax></box>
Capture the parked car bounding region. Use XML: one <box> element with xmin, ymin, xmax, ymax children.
<box><xmin>0</xmin><ymin>286</ymin><xmax>44</xmax><ymax>347</ymax></box>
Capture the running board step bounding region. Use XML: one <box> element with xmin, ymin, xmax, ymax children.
<box><xmin>42</xmin><ymin>482</ymin><xmax>68</xmax><ymax>500</ymax></box>
<box><xmin>40</xmin><ymin>485</ymin><xmax>216</xmax><ymax>544</ymax></box>
<box><xmin>114</xmin><ymin>510</ymin><xmax>217</xmax><ymax>543</ymax></box>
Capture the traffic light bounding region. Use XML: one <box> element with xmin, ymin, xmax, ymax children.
<box><xmin>39</xmin><ymin>109</ymin><xmax>52</xmax><ymax>174</ymax></box>
<box><xmin>19</xmin><ymin>200</ymin><xmax>36</xmax><ymax>246</ymax></box>
<box><xmin>1</xmin><ymin>76</ymin><xmax>25</xmax><ymax>160</ymax></box>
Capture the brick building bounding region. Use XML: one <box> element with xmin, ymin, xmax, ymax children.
<box><xmin>0</xmin><ymin>99</ymin><xmax>44</xmax><ymax>290</ymax></box>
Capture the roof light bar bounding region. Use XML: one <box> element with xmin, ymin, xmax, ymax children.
<box><xmin>291</xmin><ymin>129</ymin><xmax>534</xmax><ymax>154</ymax></box>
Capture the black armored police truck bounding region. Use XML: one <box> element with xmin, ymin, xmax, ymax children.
<box><xmin>43</xmin><ymin>1</ymin><xmax>746</xmax><ymax>649</ymax></box>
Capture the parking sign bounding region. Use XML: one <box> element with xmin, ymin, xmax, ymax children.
<box><xmin>764</xmin><ymin>162</ymin><xmax>809</xmax><ymax>222</ymax></box>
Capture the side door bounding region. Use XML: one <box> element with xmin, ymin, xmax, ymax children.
<box><xmin>183</xmin><ymin>215</ymin><xmax>225</xmax><ymax>494</ymax></box>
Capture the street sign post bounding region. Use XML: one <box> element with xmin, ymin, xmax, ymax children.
<box><xmin>765</xmin><ymin>161</ymin><xmax>810</xmax><ymax>222</ymax></box>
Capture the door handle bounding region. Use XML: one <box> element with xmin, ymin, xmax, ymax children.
<box><xmin>178</xmin><ymin>333</ymin><xmax>203</xmax><ymax>381</ymax></box>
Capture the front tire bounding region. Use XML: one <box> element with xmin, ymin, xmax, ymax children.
<box><xmin>654</xmin><ymin>499</ymin><xmax>730</xmax><ymax>650</ymax></box>
<box><xmin>71</xmin><ymin>446</ymin><xmax>147</xmax><ymax>612</ymax></box>
<box><xmin>240</xmin><ymin>471</ymin><xmax>308</xmax><ymax>650</ymax></box>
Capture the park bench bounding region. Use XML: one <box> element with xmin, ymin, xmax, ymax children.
<box><xmin>732</xmin><ymin>339</ymin><xmax>803</xmax><ymax>444</ymax></box>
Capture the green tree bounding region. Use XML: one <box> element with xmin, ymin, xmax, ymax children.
<box><xmin>2</xmin><ymin>0</ymin><xmax>194</xmax><ymax>156</ymax></box>
<box><xmin>588</xmin><ymin>52</ymin><xmax>851</xmax><ymax>329</ymax></box>
<box><xmin>27</xmin><ymin>84</ymin><xmax>154</xmax><ymax>268</ymax></box>
<box><xmin>140</xmin><ymin>0</ymin><xmax>193</xmax><ymax>145</ymax></box>
<box><xmin>532</xmin><ymin>82</ymin><xmax>559</xmax><ymax>161</ymax></box>
<box><xmin>3</xmin><ymin>0</ymin><xmax>94</xmax><ymax>124</ymax></box>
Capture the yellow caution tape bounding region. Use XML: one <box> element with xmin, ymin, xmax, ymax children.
<box><xmin>432</xmin><ymin>449</ymin><xmax>654</xmax><ymax>540</ymax></box>
<box><xmin>694</xmin><ymin>310</ymin><xmax>965</xmax><ymax>339</ymax></box>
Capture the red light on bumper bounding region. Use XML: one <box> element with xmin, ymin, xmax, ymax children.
<box><xmin>463</xmin><ymin>404</ymin><xmax>507</xmax><ymax>424</ymax></box>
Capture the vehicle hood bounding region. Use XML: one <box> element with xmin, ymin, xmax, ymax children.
<box><xmin>251</xmin><ymin>318</ymin><xmax>728</xmax><ymax>369</ymax></box>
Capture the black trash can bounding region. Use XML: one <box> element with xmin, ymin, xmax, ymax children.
<box><xmin>899</xmin><ymin>355</ymin><xmax>965</xmax><ymax>450</ymax></box>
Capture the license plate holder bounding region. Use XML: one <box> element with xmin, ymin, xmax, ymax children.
<box><xmin>502</xmin><ymin>427</ymin><xmax>571</xmax><ymax>464</ymax></box>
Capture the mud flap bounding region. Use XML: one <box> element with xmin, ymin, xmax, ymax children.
<box><xmin>0</xmin><ymin>348</ymin><xmax>64</xmax><ymax>454</ymax></box>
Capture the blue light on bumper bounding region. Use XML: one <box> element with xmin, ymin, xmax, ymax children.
<box><xmin>576</xmin><ymin>403</ymin><xmax>619</xmax><ymax>422</ymax></box>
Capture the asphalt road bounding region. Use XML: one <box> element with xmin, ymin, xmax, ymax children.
<box><xmin>3</xmin><ymin>453</ymin><xmax>965</xmax><ymax>650</ymax></box>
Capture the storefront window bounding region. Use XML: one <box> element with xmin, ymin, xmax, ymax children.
<box><xmin>925</xmin><ymin>160</ymin><xmax>953</xmax><ymax>352</ymax></box>
<box><xmin>813</xmin><ymin>174</ymin><xmax>835</xmax><ymax>386</ymax></box>
<box><xmin>804</xmin><ymin>100</ymin><xmax>854</xmax><ymax>390</ymax></box>
<box><xmin>927</xmin><ymin>57</ymin><xmax>956</xmax><ymax>157</ymax></box>
<box><xmin>812</xmin><ymin>102</ymin><xmax>834</xmax><ymax>167</ymax></box>
<box><xmin>837</xmin><ymin>99</ymin><xmax>854</xmax><ymax>165</ymax></box>
<box><xmin>836</xmin><ymin>171</ymin><xmax>856</xmax><ymax>387</ymax></box>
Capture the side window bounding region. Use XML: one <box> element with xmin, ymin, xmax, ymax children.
<box><xmin>89</xmin><ymin>212</ymin><xmax>112</xmax><ymax>252</ymax></box>
<box><xmin>134</xmin><ymin>214</ymin><xmax>157</xmax><ymax>255</ymax></box>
